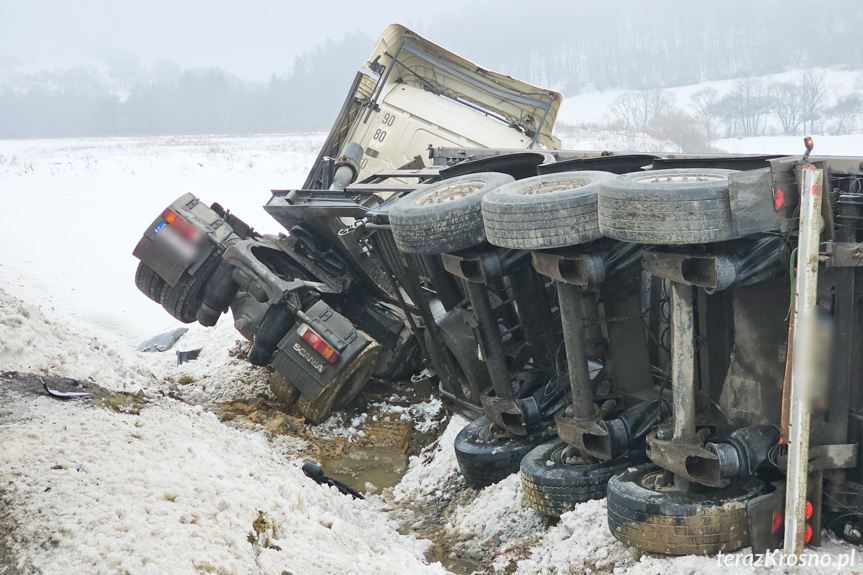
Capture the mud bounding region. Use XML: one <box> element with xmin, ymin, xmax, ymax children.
<box><xmin>216</xmin><ymin>375</ymin><xmax>446</xmax><ymax>495</ymax></box>
<box><xmin>0</xmin><ymin>370</ymin><xmax>146</xmax><ymax>414</ymax></box>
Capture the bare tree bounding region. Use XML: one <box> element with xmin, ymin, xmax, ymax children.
<box><xmin>769</xmin><ymin>80</ymin><xmax>803</xmax><ymax>135</ymax></box>
<box><xmin>718</xmin><ymin>77</ymin><xmax>770</xmax><ymax>137</ymax></box>
<box><xmin>610</xmin><ymin>89</ymin><xmax>677</xmax><ymax>131</ymax></box>
<box><xmin>829</xmin><ymin>92</ymin><xmax>862</xmax><ymax>135</ymax></box>
<box><xmin>801</xmin><ymin>69</ymin><xmax>828</xmax><ymax>134</ymax></box>
<box><xmin>689</xmin><ymin>87</ymin><xmax>720</xmax><ymax>142</ymax></box>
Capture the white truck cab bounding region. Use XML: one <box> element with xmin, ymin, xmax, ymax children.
<box><xmin>304</xmin><ymin>24</ymin><xmax>562</xmax><ymax>188</ymax></box>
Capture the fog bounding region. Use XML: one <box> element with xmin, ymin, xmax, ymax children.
<box><xmin>0</xmin><ymin>0</ymin><xmax>440</xmax><ymax>80</ymax></box>
<box><xmin>3</xmin><ymin>0</ymin><xmax>863</xmax><ymax>138</ymax></box>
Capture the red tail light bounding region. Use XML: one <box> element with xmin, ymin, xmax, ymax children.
<box><xmin>772</xmin><ymin>512</ymin><xmax>783</xmax><ymax>533</ymax></box>
<box><xmin>298</xmin><ymin>323</ymin><xmax>340</xmax><ymax>363</ymax></box>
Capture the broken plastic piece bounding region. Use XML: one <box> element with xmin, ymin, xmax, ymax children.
<box><xmin>176</xmin><ymin>348</ymin><xmax>202</xmax><ymax>365</ymax></box>
<box><xmin>40</xmin><ymin>377</ymin><xmax>90</xmax><ymax>399</ymax></box>
<box><xmin>136</xmin><ymin>328</ymin><xmax>189</xmax><ymax>353</ymax></box>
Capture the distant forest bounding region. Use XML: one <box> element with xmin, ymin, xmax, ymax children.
<box><xmin>3</xmin><ymin>0</ymin><xmax>863</xmax><ymax>138</ymax></box>
<box><xmin>0</xmin><ymin>32</ymin><xmax>372</xmax><ymax>138</ymax></box>
<box><xmin>441</xmin><ymin>1</ymin><xmax>863</xmax><ymax>94</ymax></box>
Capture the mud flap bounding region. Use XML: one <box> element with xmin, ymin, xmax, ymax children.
<box><xmin>271</xmin><ymin>301</ymin><xmax>375</xmax><ymax>405</ymax></box>
<box><xmin>747</xmin><ymin>483</ymin><xmax>784</xmax><ymax>555</ymax></box>
<box><xmin>748</xmin><ymin>476</ymin><xmax>823</xmax><ymax>554</ymax></box>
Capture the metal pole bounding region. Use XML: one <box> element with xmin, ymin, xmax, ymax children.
<box><xmin>465</xmin><ymin>281</ymin><xmax>517</xmax><ymax>400</ymax></box>
<box><xmin>557</xmin><ymin>283</ymin><xmax>597</xmax><ymax>420</ymax></box>
<box><xmin>784</xmin><ymin>165</ymin><xmax>824</xmax><ymax>558</ymax></box>
<box><xmin>670</xmin><ymin>281</ymin><xmax>697</xmax><ymax>491</ymax></box>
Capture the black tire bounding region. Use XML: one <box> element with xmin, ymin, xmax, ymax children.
<box><xmin>432</xmin><ymin>310</ymin><xmax>491</xmax><ymax>406</ymax></box>
<box><xmin>481</xmin><ymin>172</ymin><xmax>614</xmax><ymax>249</ymax></box>
<box><xmin>607</xmin><ymin>464</ymin><xmax>767</xmax><ymax>555</ymax></box>
<box><xmin>389</xmin><ymin>172</ymin><xmax>514</xmax><ymax>254</ymax></box>
<box><xmin>520</xmin><ymin>439</ymin><xmax>647</xmax><ymax>518</ymax></box>
<box><xmin>454</xmin><ymin>416</ymin><xmax>554</xmax><ymax>488</ymax></box>
<box><xmin>294</xmin><ymin>341</ymin><xmax>381</xmax><ymax>424</ymax></box>
<box><xmin>135</xmin><ymin>261</ymin><xmax>167</xmax><ymax>304</ymax></box>
<box><xmin>598</xmin><ymin>169</ymin><xmax>738</xmax><ymax>245</ymax></box>
<box><xmin>160</xmin><ymin>253</ymin><xmax>222</xmax><ymax>323</ymax></box>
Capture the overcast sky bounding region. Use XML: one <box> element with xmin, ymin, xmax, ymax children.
<box><xmin>0</xmin><ymin>0</ymin><xmax>483</xmax><ymax>80</ymax></box>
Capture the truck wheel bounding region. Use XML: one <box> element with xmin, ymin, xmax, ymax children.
<box><xmin>520</xmin><ymin>439</ymin><xmax>647</xmax><ymax>518</ymax></box>
<box><xmin>294</xmin><ymin>340</ymin><xmax>381</xmax><ymax>424</ymax></box>
<box><xmin>135</xmin><ymin>262</ymin><xmax>167</xmax><ymax>304</ymax></box>
<box><xmin>389</xmin><ymin>172</ymin><xmax>514</xmax><ymax>254</ymax></box>
<box><xmin>607</xmin><ymin>464</ymin><xmax>767</xmax><ymax>555</ymax></box>
<box><xmin>160</xmin><ymin>253</ymin><xmax>222</xmax><ymax>323</ymax></box>
<box><xmin>269</xmin><ymin>371</ymin><xmax>300</xmax><ymax>407</ymax></box>
<box><xmin>598</xmin><ymin>169</ymin><xmax>738</xmax><ymax>245</ymax></box>
<box><xmin>481</xmin><ymin>172</ymin><xmax>614</xmax><ymax>249</ymax></box>
<box><xmin>454</xmin><ymin>415</ymin><xmax>554</xmax><ymax>488</ymax></box>
<box><xmin>432</xmin><ymin>309</ymin><xmax>491</xmax><ymax>405</ymax></box>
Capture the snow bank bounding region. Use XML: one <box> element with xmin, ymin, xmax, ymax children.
<box><xmin>510</xmin><ymin>498</ymin><xmax>637</xmax><ymax>575</ymax></box>
<box><xmin>392</xmin><ymin>414</ymin><xmax>468</xmax><ymax>503</ymax></box>
<box><xmin>0</xmin><ymin>394</ymin><xmax>445</xmax><ymax>575</ymax></box>
<box><xmin>0</xmin><ymin>286</ymin><xmax>154</xmax><ymax>392</ymax></box>
<box><xmin>141</xmin><ymin>317</ymin><xmax>271</xmax><ymax>406</ymax></box>
<box><xmin>0</xmin><ymin>282</ymin><xmax>449</xmax><ymax>575</ymax></box>
<box><xmin>447</xmin><ymin>474</ymin><xmax>545</xmax><ymax>559</ymax></box>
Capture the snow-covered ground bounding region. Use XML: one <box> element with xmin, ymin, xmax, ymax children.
<box><xmin>0</xmin><ymin>290</ymin><xmax>442</xmax><ymax>575</ymax></box>
<box><xmin>714</xmin><ymin>133</ymin><xmax>863</xmax><ymax>156</ymax></box>
<box><xmin>557</xmin><ymin>68</ymin><xmax>863</xmax><ymax>127</ymax></box>
<box><xmin>1</xmin><ymin>133</ymin><xmax>861</xmax><ymax>575</ymax></box>
<box><xmin>558</xmin><ymin>67</ymin><xmax>863</xmax><ymax>157</ymax></box>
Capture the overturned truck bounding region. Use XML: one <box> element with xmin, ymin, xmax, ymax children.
<box><xmin>134</xmin><ymin>25</ymin><xmax>863</xmax><ymax>558</ymax></box>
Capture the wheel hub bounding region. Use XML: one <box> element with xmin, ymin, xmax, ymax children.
<box><xmin>416</xmin><ymin>180</ymin><xmax>484</xmax><ymax>205</ymax></box>
<box><xmin>551</xmin><ymin>443</ymin><xmax>590</xmax><ymax>466</ymax></box>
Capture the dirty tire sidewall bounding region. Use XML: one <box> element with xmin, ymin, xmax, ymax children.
<box><xmin>454</xmin><ymin>415</ymin><xmax>554</xmax><ymax>488</ymax></box>
<box><xmin>606</xmin><ymin>463</ymin><xmax>768</xmax><ymax>555</ymax></box>
<box><xmin>295</xmin><ymin>341</ymin><xmax>381</xmax><ymax>424</ymax></box>
<box><xmin>269</xmin><ymin>371</ymin><xmax>300</xmax><ymax>407</ymax></box>
<box><xmin>598</xmin><ymin>168</ymin><xmax>738</xmax><ymax>245</ymax></box>
<box><xmin>389</xmin><ymin>172</ymin><xmax>514</xmax><ymax>254</ymax></box>
<box><xmin>135</xmin><ymin>261</ymin><xmax>167</xmax><ymax>304</ymax></box>
<box><xmin>160</xmin><ymin>253</ymin><xmax>222</xmax><ymax>323</ymax></box>
<box><xmin>520</xmin><ymin>439</ymin><xmax>647</xmax><ymax>518</ymax></box>
<box><xmin>482</xmin><ymin>172</ymin><xmax>614</xmax><ymax>249</ymax></box>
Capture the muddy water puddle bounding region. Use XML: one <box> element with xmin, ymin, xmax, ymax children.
<box><xmin>436</xmin><ymin>554</ymin><xmax>481</xmax><ymax>575</ymax></box>
<box><xmin>321</xmin><ymin>445</ymin><xmax>409</xmax><ymax>492</ymax></box>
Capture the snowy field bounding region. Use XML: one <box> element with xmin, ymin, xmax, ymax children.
<box><xmin>1</xmin><ymin>133</ymin><xmax>861</xmax><ymax>575</ymax></box>
<box><xmin>558</xmin><ymin>68</ymin><xmax>863</xmax><ymax>157</ymax></box>
<box><xmin>0</xmin><ymin>134</ymin><xmax>325</xmax><ymax>342</ymax></box>
<box><xmin>557</xmin><ymin>69</ymin><xmax>863</xmax><ymax>127</ymax></box>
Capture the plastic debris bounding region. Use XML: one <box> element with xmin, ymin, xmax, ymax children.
<box><xmin>40</xmin><ymin>377</ymin><xmax>90</xmax><ymax>399</ymax></box>
<box><xmin>176</xmin><ymin>348</ymin><xmax>202</xmax><ymax>365</ymax></box>
<box><xmin>136</xmin><ymin>328</ymin><xmax>189</xmax><ymax>353</ymax></box>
